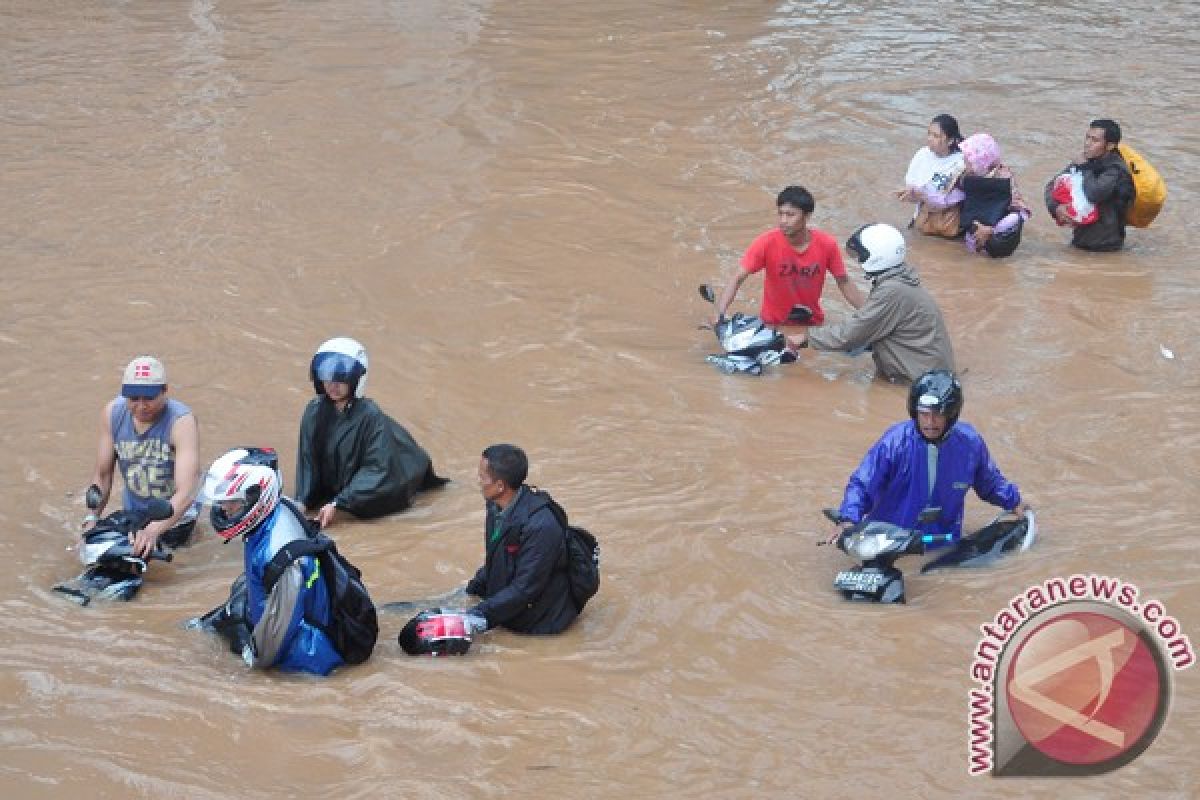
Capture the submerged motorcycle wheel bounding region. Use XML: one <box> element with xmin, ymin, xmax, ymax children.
<box><xmin>706</xmin><ymin>354</ymin><xmax>763</xmax><ymax>376</ymax></box>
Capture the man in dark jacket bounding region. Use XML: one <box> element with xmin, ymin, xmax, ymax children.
<box><xmin>796</xmin><ymin>224</ymin><xmax>955</xmax><ymax>384</ymax></box>
<box><xmin>466</xmin><ymin>444</ymin><xmax>577</xmax><ymax>635</ymax></box>
<box><xmin>294</xmin><ymin>337</ymin><xmax>445</xmax><ymax>529</ymax></box>
<box><xmin>1044</xmin><ymin>119</ymin><xmax>1135</xmax><ymax>252</ymax></box>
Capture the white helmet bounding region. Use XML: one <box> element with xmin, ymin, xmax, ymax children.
<box><xmin>311</xmin><ymin>337</ymin><xmax>369</xmax><ymax>399</ymax></box>
<box><xmin>846</xmin><ymin>223</ymin><xmax>906</xmax><ymax>274</ymax></box>
<box><xmin>202</xmin><ymin>447</ymin><xmax>283</xmax><ymax>541</ymax></box>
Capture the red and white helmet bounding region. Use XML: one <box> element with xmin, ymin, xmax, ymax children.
<box><xmin>202</xmin><ymin>447</ymin><xmax>282</xmax><ymax>541</ymax></box>
<box><xmin>398</xmin><ymin>609</ymin><xmax>475</xmax><ymax>656</ymax></box>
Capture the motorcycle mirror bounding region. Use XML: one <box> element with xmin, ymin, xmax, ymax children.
<box><xmin>917</xmin><ymin>507</ymin><xmax>942</xmax><ymax>524</ymax></box>
<box><xmin>698</xmin><ymin>283</ymin><xmax>716</xmax><ymax>304</ymax></box>
<box><xmin>786</xmin><ymin>305</ymin><xmax>813</xmax><ymax>324</ymax></box>
<box><xmin>85</xmin><ymin>484</ymin><xmax>103</xmax><ymax>510</ymax></box>
<box><xmin>145</xmin><ymin>498</ymin><xmax>175</xmax><ymax>522</ymax></box>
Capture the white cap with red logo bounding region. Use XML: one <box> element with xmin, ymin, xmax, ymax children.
<box><xmin>121</xmin><ymin>356</ymin><xmax>167</xmax><ymax>398</ymax></box>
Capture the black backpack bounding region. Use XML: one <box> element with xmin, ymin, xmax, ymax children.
<box><xmin>546</xmin><ymin>499</ymin><xmax>600</xmax><ymax>611</ymax></box>
<box><xmin>262</xmin><ymin>503</ymin><xmax>379</xmax><ymax>665</ymax></box>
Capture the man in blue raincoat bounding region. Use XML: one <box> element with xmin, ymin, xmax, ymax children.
<box><xmin>828</xmin><ymin>370</ymin><xmax>1028</xmax><ymax>544</ymax></box>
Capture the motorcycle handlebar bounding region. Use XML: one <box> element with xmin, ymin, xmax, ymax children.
<box><xmin>120</xmin><ymin>547</ymin><xmax>172</xmax><ymax>571</ymax></box>
<box><xmin>84</xmin><ymin>513</ymin><xmax>177</xmax><ymax>566</ymax></box>
<box><xmin>85</xmin><ymin>484</ymin><xmax>104</xmax><ymax>511</ymax></box>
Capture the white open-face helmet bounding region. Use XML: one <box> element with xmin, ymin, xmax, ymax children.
<box><xmin>202</xmin><ymin>447</ymin><xmax>283</xmax><ymax>541</ymax></box>
<box><xmin>311</xmin><ymin>337</ymin><xmax>369</xmax><ymax>399</ymax></box>
<box><xmin>846</xmin><ymin>223</ymin><xmax>906</xmax><ymax>275</ymax></box>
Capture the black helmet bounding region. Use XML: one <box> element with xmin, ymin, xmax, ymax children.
<box><xmin>908</xmin><ymin>370</ymin><xmax>963</xmax><ymax>438</ymax></box>
<box><xmin>398</xmin><ymin>609</ymin><xmax>473</xmax><ymax>656</ymax></box>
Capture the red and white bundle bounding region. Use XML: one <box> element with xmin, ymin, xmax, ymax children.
<box><xmin>1051</xmin><ymin>168</ymin><xmax>1098</xmax><ymax>226</ymax></box>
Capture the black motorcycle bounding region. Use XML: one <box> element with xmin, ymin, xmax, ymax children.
<box><xmin>822</xmin><ymin>507</ymin><xmax>1038</xmax><ymax>603</ymax></box>
<box><xmin>698</xmin><ymin>283</ymin><xmax>810</xmax><ymax>375</ymax></box>
<box><xmin>186</xmin><ymin>574</ymin><xmax>254</xmax><ymax>661</ymax></box>
<box><xmin>52</xmin><ymin>487</ymin><xmax>175</xmax><ymax>606</ymax></box>
<box><xmin>822</xmin><ymin>507</ymin><xmax>938</xmax><ymax>604</ymax></box>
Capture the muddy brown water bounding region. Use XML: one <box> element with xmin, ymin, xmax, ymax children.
<box><xmin>2</xmin><ymin>1</ymin><xmax>1197</xmax><ymax>797</ymax></box>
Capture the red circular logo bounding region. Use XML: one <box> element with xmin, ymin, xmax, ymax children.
<box><xmin>1005</xmin><ymin>611</ymin><xmax>1162</xmax><ymax>766</ymax></box>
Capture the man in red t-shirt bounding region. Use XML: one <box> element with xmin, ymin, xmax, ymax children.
<box><xmin>713</xmin><ymin>186</ymin><xmax>865</xmax><ymax>349</ymax></box>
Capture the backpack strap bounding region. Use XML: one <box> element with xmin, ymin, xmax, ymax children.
<box><xmin>544</xmin><ymin>497</ymin><xmax>566</xmax><ymax>526</ymax></box>
<box><xmin>280</xmin><ymin>496</ymin><xmax>320</xmax><ymax>534</ymax></box>
<box><xmin>263</xmin><ymin>536</ymin><xmax>331</xmax><ymax>593</ymax></box>
<box><xmin>544</xmin><ymin>498</ymin><xmax>571</xmax><ymax>569</ymax></box>
<box><xmin>261</xmin><ymin>498</ymin><xmax>327</xmax><ymax>591</ymax></box>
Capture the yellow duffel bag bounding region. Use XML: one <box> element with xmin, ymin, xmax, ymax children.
<box><xmin>1117</xmin><ymin>142</ymin><xmax>1166</xmax><ymax>228</ymax></box>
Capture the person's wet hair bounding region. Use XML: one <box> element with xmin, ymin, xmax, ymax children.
<box><xmin>776</xmin><ymin>185</ymin><xmax>815</xmax><ymax>213</ymax></box>
<box><xmin>1090</xmin><ymin>118</ymin><xmax>1121</xmax><ymax>145</ymax></box>
<box><xmin>482</xmin><ymin>443</ymin><xmax>528</xmax><ymax>490</ymax></box>
<box><xmin>931</xmin><ymin>113</ymin><xmax>963</xmax><ymax>151</ymax></box>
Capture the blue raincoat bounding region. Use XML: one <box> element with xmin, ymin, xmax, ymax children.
<box><xmin>244</xmin><ymin>504</ymin><xmax>344</xmax><ymax>676</ymax></box>
<box><xmin>838</xmin><ymin>420</ymin><xmax>1021</xmax><ymax>543</ymax></box>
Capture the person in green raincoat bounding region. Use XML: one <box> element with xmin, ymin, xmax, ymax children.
<box><xmin>293</xmin><ymin>337</ymin><xmax>446</xmax><ymax>529</ymax></box>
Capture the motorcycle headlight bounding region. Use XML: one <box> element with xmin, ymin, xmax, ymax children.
<box><xmin>844</xmin><ymin>532</ymin><xmax>889</xmax><ymax>560</ymax></box>
<box><xmin>79</xmin><ymin>539</ymin><xmax>113</xmax><ymax>566</ymax></box>
<box><xmin>78</xmin><ymin>530</ymin><xmax>127</xmax><ymax>567</ymax></box>
<box><xmin>843</xmin><ymin>522</ymin><xmax>911</xmax><ymax>560</ymax></box>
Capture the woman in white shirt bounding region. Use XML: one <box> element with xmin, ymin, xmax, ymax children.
<box><xmin>896</xmin><ymin>114</ymin><xmax>965</xmax><ymax>238</ymax></box>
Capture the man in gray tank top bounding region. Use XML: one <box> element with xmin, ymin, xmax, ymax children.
<box><xmin>83</xmin><ymin>356</ymin><xmax>201</xmax><ymax>559</ymax></box>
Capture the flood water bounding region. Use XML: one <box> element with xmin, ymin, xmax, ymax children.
<box><xmin>2</xmin><ymin>1</ymin><xmax>1197</xmax><ymax>797</ymax></box>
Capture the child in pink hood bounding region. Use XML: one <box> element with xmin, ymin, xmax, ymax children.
<box><xmin>956</xmin><ymin>133</ymin><xmax>1032</xmax><ymax>257</ymax></box>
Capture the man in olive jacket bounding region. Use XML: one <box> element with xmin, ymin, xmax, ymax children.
<box><xmin>466</xmin><ymin>444</ymin><xmax>577</xmax><ymax>635</ymax></box>
<box><xmin>1044</xmin><ymin>118</ymin><xmax>1135</xmax><ymax>252</ymax></box>
<box><xmin>795</xmin><ymin>223</ymin><xmax>955</xmax><ymax>384</ymax></box>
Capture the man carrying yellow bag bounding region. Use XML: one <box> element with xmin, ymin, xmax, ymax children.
<box><xmin>1044</xmin><ymin>119</ymin><xmax>1137</xmax><ymax>252</ymax></box>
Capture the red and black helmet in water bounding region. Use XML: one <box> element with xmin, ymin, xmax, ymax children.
<box><xmin>398</xmin><ymin>609</ymin><xmax>474</xmax><ymax>656</ymax></box>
